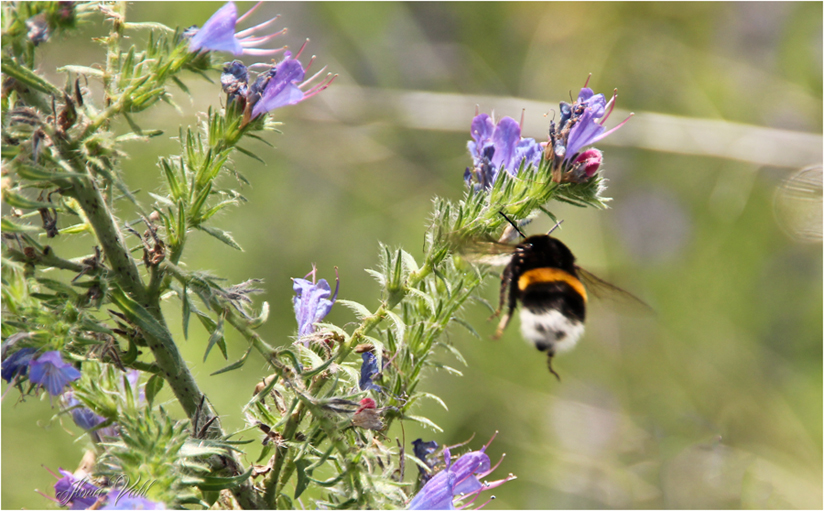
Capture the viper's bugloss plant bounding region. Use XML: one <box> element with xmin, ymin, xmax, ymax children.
<box><xmin>3</xmin><ymin>1</ymin><xmax>623</xmax><ymax>509</ymax></box>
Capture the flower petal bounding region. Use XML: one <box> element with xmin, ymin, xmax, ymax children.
<box><xmin>1</xmin><ymin>347</ymin><xmax>36</xmax><ymax>382</ymax></box>
<box><xmin>189</xmin><ymin>2</ymin><xmax>244</xmax><ymax>55</ymax></box>
<box><xmin>408</xmin><ymin>469</ymin><xmax>457</xmax><ymax>510</ymax></box>
<box><xmin>29</xmin><ymin>351</ymin><xmax>81</xmax><ymax>396</ymax></box>
<box><xmin>251</xmin><ymin>57</ymin><xmax>308</xmax><ymax>118</ymax></box>
<box><xmin>359</xmin><ymin>352</ymin><xmax>383</xmax><ymax>392</ymax></box>
<box><xmin>470</xmin><ymin>114</ymin><xmax>495</xmax><ymax>146</ymax></box>
<box><xmin>490</xmin><ymin>117</ymin><xmax>520</xmax><ymax>173</ymax></box>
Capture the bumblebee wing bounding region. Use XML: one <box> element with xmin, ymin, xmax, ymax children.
<box><xmin>456</xmin><ymin>239</ymin><xmax>515</xmax><ymax>267</ymax></box>
<box><xmin>576</xmin><ymin>266</ymin><xmax>654</xmax><ymax>315</ymax></box>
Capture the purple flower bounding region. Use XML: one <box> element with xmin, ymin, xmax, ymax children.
<box><xmin>187</xmin><ymin>1</ymin><xmax>286</xmax><ymax>57</ymax></box>
<box><xmin>101</xmin><ymin>490</ymin><xmax>165</xmax><ymax>510</ymax></box>
<box><xmin>412</xmin><ymin>438</ymin><xmax>439</xmax><ymax>481</ymax></box>
<box><xmin>53</xmin><ymin>468</ymin><xmax>104</xmax><ymax>510</ymax></box>
<box><xmin>63</xmin><ymin>392</ymin><xmax>119</xmax><ymax>442</ymax></box>
<box><xmin>29</xmin><ymin>351</ymin><xmax>81</xmax><ymax>397</ymax></box>
<box><xmin>248</xmin><ymin>49</ymin><xmax>336</xmax><ymax>119</ymax></box>
<box><xmin>547</xmin><ymin>77</ymin><xmax>632</xmax><ymax>183</ymax></box>
<box><xmin>292</xmin><ymin>266</ymin><xmax>339</xmax><ymax>339</ymax></box>
<box><xmin>359</xmin><ymin>352</ymin><xmax>383</xmax><ymax>393</ymax></box>
<box><xmin>465</xmin><ymin>113</ymin><xmax>542</xmax><ymax>190</ymax></box>
<box><xmin>1</xmin><ymin>347</ymin><xmax>36</xmax><ymax>382</ymax></box>
<box><xmin>408</xmin><ymin>433</ymin><xmax>515</xmax><ymax>510</ymax></box>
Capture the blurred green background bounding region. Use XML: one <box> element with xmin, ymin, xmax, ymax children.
<box><xmin>3</xmin><ymin>2</ymin><xmax>822</xmax><ymax>509</ymax></box>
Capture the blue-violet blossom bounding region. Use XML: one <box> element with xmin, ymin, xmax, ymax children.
<box><xmin>187</xmin><ymin>1</ymin><xmax>286</xmax><ymax>57</ymax></box>
<box><xmin>63</xmin><ymin>392</ymin><xmax>119</xmax><ymax>442</ymax></box>
<box><xmin>293</xmin><ymin>266</ymin><xmax>339</xmax><ymax>341</ymax></box>
<box><xmin>412</xmin><ymin>438</ymin><xmax>440</xmax><ymax>482</ymax></box>
<box><xmin>1</xmin><ymin>347</ymin><xmax>36</xmax><ymax>382</ymax></box>
<box><xmin>359</xmin><ymin>352</ymin><xmax>383</xmax><ymax>393</ymax></box>
<box><xmin>29</xmin><ymin>351</ymin><xmax>81</xmax><ymax>397</ymax></box>
<box><xmin>248</xmin><ymin>47</ymin><xmax>336</xmax><ymax>119</ymax></box>
<box><xmin>546</xmin><ymin>77</ymin><xmax>631</xmax><ymax>183</ymax></box>
<box><xmin>52</xmin><ymin>468</ymin><xmax>104</xmax><ymax>509</ymax></box>
<box><xmin>408</xmin><ymin>433</ymin><xmax>515</xmax><ymax>510</ymax></box>
<box><xmin>464</xmin><ymin>113</ymin><xmax>543</xmax><ymax>190</ymax></box>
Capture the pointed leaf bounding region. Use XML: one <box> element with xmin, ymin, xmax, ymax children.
<box><xmin>196</xmin><ymin>225</ymin><xmax>243</xmax><ymax>251</ymax></box>
<box><xmin>337</xmin><ymin>299</ymin><xmax>372</xmax><ymax>320</ymax></box>
<box><xmin>385</xmin><ymin>310</ymin><xmax>406</xmax><ymax>343</ymax></box>
<box><xmin>294</xmin><ymin>459</ymin><xmax>312</xmax><ymax>499</ymax></box>
<box><xmin>195</xmin><ymin>466</ymin><xmax>253</xmax><ymax>491</ymax></box>
<box><xmin>203</xmin><ymin>313</ymin><xmax>226</xmax><ymax>362</ymax></box>
<box><xmin>405</xmin><ymin>414</ymin><xmax>443</xmax><ymax>432</ymax></box>
<box><xmin>211</xmin><ymin>345</ymin><xmax>253</xmax><ymax>376</ymax></box>
<box><xmin>235</xmin><ymin>146</ymin><xmax>265</xmax><ymax>164</ymax></box>
<box><xmin>145</xmin><ymin>374</ymin><xmax>164</xmax><ymax>406</ymax></box>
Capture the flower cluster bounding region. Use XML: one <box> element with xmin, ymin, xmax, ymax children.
<box><xmin>545</xmin><ymin>77</ymin><xmax>632</xmax><ymax>183</ymax></box>
<box><xmin>407</xmin><ymin>433</ymin><xmax>515</xmax><ymax>510</ymax></box>
<box><xmin>464</xmin><ymin>77</ymin><xmax>631</xmax><ymax>189</ymax></box>
<box><xmin>187</xmin><ymin>2</ymin><xmax>335</xmax><ymax>121</ymax></box>
<box><xmin>220</xmin><ymin>50</ymin><xmax>335</xmax><ymax>122</ymax></box>
<box><xmin>464</xmin><ymin>114</ymin><xmax>542</xmax><ymax>190</ymax></box>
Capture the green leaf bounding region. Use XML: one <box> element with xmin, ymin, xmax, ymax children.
<box><xmin>385</xmin><ymin>310</ymin><xmax>406</xmax><ymax>343</ymax></box>
<box><xmin>110</xmin><ymin>288</ymin><xmax>175</xmax><ymax>346</ymax></box>
<box><xmin>170</xmin><ymin>75</ymin><xmax>190</xmax><ymax>96</ymax></box>
<box><xmin>211</xmin><ymin>345</ymin><xmax>253</xmax><ymax>376</ymax></box>
<box><xmin>180</xmin><ymin>286</ymin><xmax>191</xmax><ymax>340</ymax></box>
<box><xmin>115</xmin><ymin>130</ymin><xmax>164</xmax><ymax>143</ymax></box>
<box><xmin>404</xmin><ymin>414</ymin><xmax>443</xmax><ymax>432</ymax></box>
<box><xmin>294</xmin><ymin>459</ymin><xmax>312</xmax><ymax>499</ymax></box>
<box><xmin>450</xmin><ymin>316</ymin><xmax>481</xmax><ymax>340</ymax></box>
<box><xmin>122</xmin><ymin>21</ymin><xmax>176</xmax><ymax>33</ymax></box>
<box><xmin>195</xmin><ymin>225</ymin><xmax>243</xmax><ymax>251</ymax></box>
<box><xmin>2</xmin><ymin>60</ymin><xmax>61</xmax><ymax>95</ymax></box>
<box><xmin>57</xmin><ymin>65</ymin><xmax>105</xmax><ymax>78</ymax></box>
<box><xmin>364</xmin><ymin>269</ymin><xmax>386</xmax><ymax>286</ymax></box>
<box><xmin>189</xmin><ymin>181</ymin><xmax>212</xmax><ymax>219</ymax></box>
<box><xmin>2</xmin><ymin>191</ymin><xmax>55</xmax><ymax>209</ymax></box>
<box><xmin>337</xmin><ymin>299</ymin><xmax>372</xmax><ymax>320</ymax></box>
<box><xmin>413</xmin><ymin>392</ymin><xmax>448</xmax><ymax>411</ymax></box>
<box><xmin>145</xmin><ymin>374</ymin><xmax>164</xmax><ymax>406</ymax></box>
<box><xmin>235</xmin><ymin>146</ymin><xmax>265</xmax><ymax>164</ymax></box>
<box><xmin>16</xmin><ymin>163</ymin><xmax>80</xmax><ymax>181</ymax></box>
<box><xmin>195</xmin><ymin>466</ymin><xmax>253</xmax><ymax>491</ymax></box>
<box><xmin>148</xmin><ymin>192</ymin><xmax>174</xmax><ymax>208</ymax></box>
<box><xmin>160</xmin><ymin>159</ymin><xmax>183</xmax><ymax>200</ymax></box>
<box><xmin>401</xmin><ymin>249</ymin><xmax>419</xmax><ymax>272</ymax></box>
<box><xmin>1</xmin><ymin>218</ymin><xmax>40</xmax><ymax>233</ymax></box>
<box><xmin>406</xmin><ymin>287</ymin><xmax>436</xmax><ymax>314</ymax></box>
<box><xmin>203</xmin><ymin>313</ymin><xmax>226</xmax><ymax>362</ymax></box>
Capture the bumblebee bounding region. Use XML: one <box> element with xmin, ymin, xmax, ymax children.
<box><xmin>481</xmin><ymin>214</ymin><xmax>647</xmax><ymax>380</ymax></box>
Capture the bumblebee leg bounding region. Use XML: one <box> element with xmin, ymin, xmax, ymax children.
<box><xmin>547</xmin><ymin>353</ymin><xmax>561</xmax><ymax>382</ymax></box>
<box><xmin>492</xmin><ymin>310</ymin><xmax>512</xmax><ymax>340</ymax></box>
<box><xmin>490</xmin><ymin>264</ymin><xmax>514</xmax><ymax>320</ymax></box>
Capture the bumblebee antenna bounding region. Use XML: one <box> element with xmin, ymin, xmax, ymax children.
<box><xmin>547</xmin><ymin>219</ymin><xmax>564</xmax><ymax>235</ymax></box>
<box><xmin>498</xmin><ymin>211</ymin><xmax>527</xmax><ymax>239</ymax></box>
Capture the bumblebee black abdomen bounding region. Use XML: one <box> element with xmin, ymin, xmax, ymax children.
<box><xmin>520</xmin><ymin>280</ymin><xmax>586</xmax><ymax>322</ymax></box>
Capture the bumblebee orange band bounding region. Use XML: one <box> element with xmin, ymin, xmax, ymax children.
<box><xmin>517</xmin><ymin>268</ymin><xmax>588</xmax><ymax>304</ymax></box>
